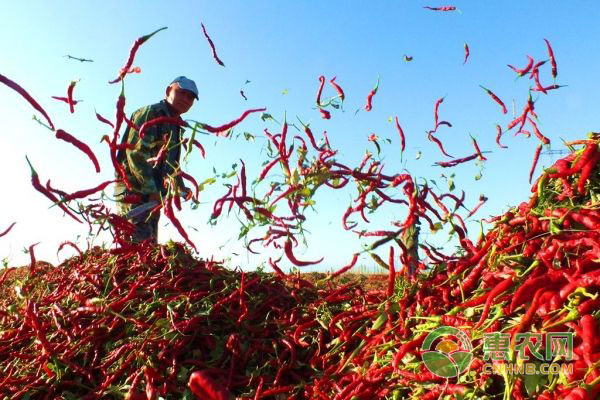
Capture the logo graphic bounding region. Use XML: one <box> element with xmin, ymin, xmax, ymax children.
<box><xmin>421</xmin><ymin>326</ymin><xmax>473</xmax><ymax>378</ymax></box>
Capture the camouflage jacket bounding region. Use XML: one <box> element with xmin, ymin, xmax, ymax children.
<box><xmin>114</xmin><ymin>100</ymin><xmax>185</xmax><ymax>198</ymax></box>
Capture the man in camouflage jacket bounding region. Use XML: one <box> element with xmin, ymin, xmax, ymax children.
<box><xmin>114</xmin><ymin>76</ymin><xmax>198</xmax><ymax>243</ymax></box>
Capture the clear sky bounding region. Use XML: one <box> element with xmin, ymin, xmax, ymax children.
<box><xmin>1</xmin><ymin>1</ymin><xmax>600</xmax><ymax>271</ymax></box>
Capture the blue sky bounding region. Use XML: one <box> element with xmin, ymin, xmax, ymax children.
<box><xmin>1</xmin><ymin>1</ymin><xmax>599</xmax><ymax>270</ymax></box>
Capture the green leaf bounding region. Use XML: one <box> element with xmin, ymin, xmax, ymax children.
<box><xmin>416</xmin><ymin>151</ymin><xmax>422</xmax><ymax>160</ymax></box>
<box><xmin>475</xmin><ymin>173</ymin><xmax>482</xmax><ymax>181</ymax></box>
<box><xmin>523</xmin><ymin>370</ymin><xmax>546</xmax><ymax>397</ymax></box>
<box><xmin>261</xmin><ymin>112</ymin><xmax>274</xmax><ymax>121</ymax></box>
<box><xmin>448</xmin><ymin>178</ymin><xmax>455</xmax><ymax>191</ymax></box>
<box><xmin>243</xmin><ymin>132</ymin><xmax>255</xmax><ymax>141</ymax></box>
<box><xmin>421</xmin><ymin>351</ymin><xmax>458</xmax><ymax>378</ymax></box>
<box><xmin>281</xmin><ymin>89</ymin><xmax>288</xmax><ymax>95</ymax></box>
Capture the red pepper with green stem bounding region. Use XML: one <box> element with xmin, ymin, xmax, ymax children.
<box><xmin>428</xmin><ymin>131</ymin><xmax>453</xmax><ymax>158</ymax></box>
<box><xmin>529</xmin><ymin>144</ymin><xmax>543</xmax><ymax>184</ymax></box>
<box><xmin>66</xmin><ymin>80</ymin><xmax>78</xmax><ymax>113</ymax></box>
<box><xmin>200</xmin><ymin>108</ymin><xmax>266</xmax><ymax>135</ymax></box>
<box><xmin>508</xmin><ymin>55</ymin><xmax>534</xmax><ymax>77</ymax></box>
<box><xmin>200</xmin><ymin>23</ymin><xmax>226</xmax><ymax>67</ymax></box>
<box><xmin>329</xmin><ymin>76</ymin><xmax>345</xmax><ymax>101</ymax></box>
<box><xmin>463</xmin><ymin>42</ymin><xmax>470</xmax><ymax>65</ymax></box>
<box><xmin>55</xmin><ymin>129</ymin><xmax>101</xmax><ymax>172</ymax></box>
<box><xmin>544</xmin><ymin>38</ymin><xmax>558</xmax><ymax>79</ymax></box>
<box><xmin>284</xmin><ymin>238</ymin><xmax>324</xmax><ymax>266</ymax></box>
<box><xmin>364</xmin><ymin>77</ymin><xmax>380</xmax><ymax>111</ymax></box>
<box><xmin>25</xmin><ymin>156</ymin><xmax>82</xmax><ymax>223</ymax></box>
<box><xmin>480</xmin><ymin>85</ymin><xmax>507</xmax><ymax>114</ymax></box>
<box><xmin>164</xmin><ymin>195</ymin><xmax>197</xmax><ymax>252</ymax></box>
<box><xmin>473</xmin><ymin>276</ymin><xmax>514</xmax><ymax>329</ymax></box>
<box><xmin>109</xmin><ymin>26</ymin><xmax>168</xmax><ymax>84</ymax></box>
<box><xmin>0</xmin><ymin>73</ymin><xmax>55</xmax><ymax>130</ymax></box>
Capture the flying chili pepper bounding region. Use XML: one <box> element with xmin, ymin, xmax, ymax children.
<box><xmin>427</xmin><ymin>131</ymin><xmax>453</xmax><ymax>158</ymax></box>
<box><xmin>466</xmin><ymin>195</ymin><xmax>488</xmax><ymax>218</ymax></box>
<box><xmin>240</xmin><ymin>90</ymin><xmax>247</xmax><ymax>100</ymax></box>
<box><xmin>284</xmin><ymin>238</ymin><xmax>324</xmax><ymax>266</ymax></box>
<box><xmin>56</xmin><ymin>180</ymin><xmax>117</xmax><ymax>204</ymax></box>
<box><xmin>319</xmin><ymin>108</ymin><xmax>331</xmax><ymax>119</ymax></box>
<box><xmin>316</xmin><ymin>75</ymin><xmax>325</xmax><ymax>106</ymax></box>
<box><xmin>138</xmin><ymin>116</ymin><xmax>188</xmax><ymax>138</ymax></box>
<box><xmin>200</xmin><ymin>22</ymin><xmax>225</xmax><ymax>67</ymax></box>
<box><xmin>495</xmin><ymin>124</ymin><xmax>507</xmax><ymax>149</ymax></box>
<box><xmin>529</xmin><ymin>144</ymin><xmax>543</xmax><ymax>183</ymax></box>
<box><xmin>94</xmin><ymin>110</ymin><xmax>114</xmax><ymax>128</ymax></box>
<box><xmin>395</xmin><ymin>116</ymin><xmax>405</xmax><ymax>153</ymax></box>
<box><xmin>164</xmin><ymin>195</ymin><xmax>197</xmax><ymax>252</ymax></box>
<box><xmin>435</xmin><ymin>153</ymin><xmax>478</xmax><ymax>168</ymax></box>
<box><xmin>471</xmin><ymin>136</ymin><xmax>486</xmax><ymax>161</ymax></box>
<box><xmin>527</xmin><ymin>117</ymin><xmax>550</xmax><ymax>145</ymax></box>
<box><xmin>109</xmin><ymin>26</ymin><xmax>167</xmax><ymax>84</ymax></box>
<box><xmin>0</xmin><ymin>222</ymin><xmax>16</xmax><ymax>238</ymax></box>
<box><xmin>0</xmin><ymin>73</ymin><xmax>55</xmax><ymax>130</ymax></box>
<box><xmin>433</xmin><ymin>96</ymin><xmax>445</xmax><ymax>130</ymax></box>
<box><xmin>531</xmin><ymin>83</ymin><xmax>565</xmax><ymax>93</ymax></box>
<box><xmin>423</xmin><ymin>5</ymin><xmax>457</xmax><ymax>11</ymax></box>
<box><xmin>364</xmin><ymin>77</ymin><xmax>380</xmax><ymax>111</ymax></box>
<box><xmin>66</xmin><ymin>80</ymin><xmax>78</xmax><ymax>113</ymax></box>
<box><xmin>329</xmin><ymin>76</ymin><xmax>345</xmax><ymax>101</ymax></box>
<box><xmin>508</xmin><ymin>55</ymin><xmax>534</xmax><ymax>77</ymax></box>
<box><xmin>544</xmin><ymin>38</ymin><xmax>557</xmax><ymax>79</ymax></box>
<box><xmin>200</xmin><ymin>108</ymin><xmax>266</xmax><ymax>134</ymax></box>
<box><xmin>25</xmin><ymin>156</ymin><xmax>82</xmax><ymax>223</ymax></box>
<box><xmin>479</xmin><ymin>85</ymin><xmax>507</xmax><ymax>114</ymax></box>
<box><xmin>463</xmin><ymin>42</ymin><xmax>470</xmax><ymax>65</ymax></box>
<box><xmin>55</xmin><ymin>129</ymin><xmax>101</xmax><ymax>173</ymax></box>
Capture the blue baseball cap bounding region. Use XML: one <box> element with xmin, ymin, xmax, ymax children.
<box><xmin>170</xmin><ymin>76</ymin><xmax>199</xmax><ymax>100</ymax></box>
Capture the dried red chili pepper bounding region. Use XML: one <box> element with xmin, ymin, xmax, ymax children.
<box><xmin>480</xmin><ymin>85</ymin><xmax>507</xmax><ymax>114</ymax></box>
<box><xmin>508</xmin><ymin>55</ymin><xmax>534</xmax><ymax>77</ymax></box>
<box><xmin>544</xmin><ymin>38</ymin><xmax>558</xmax><ymax>79</ymax></box>
<box><xmin>529</xmin><ymin>144</ymin><xmax>543</xmax><ymax>183</ymax></box>
<box><xmin>423</xmin><ymin>5</ymin><xmax>456</xmax><ymax>11</ymax></box>
<box><xmin>0</xmin><ymin>222</ymin><xmax>16</xmax><ymax>238</ymax></box>
<box><xmin>109</xmin><ymin>26</ymin><xmax>167</xmax><ymax>84</ymax></box>
<box><xmin>364</xmin><ymin>77</ymin><xmax>380</xmax><ymax>111</ymax></box>
<box><xmin>284</xmin><ymin>238</ymin><xmax>324</xmax><ymax>266</ymax></box>
<box><xmin>495</xmin><ymin>124</ymin><xmax>507</xmax><ymax>149</ymax></box>
<box><xmin>471</xmin><ymin>136</ymin><xmax>486</xmax><ymax>161</ymax></box>
<box><xmin>316</xmin><ymin>75</ymin><xmax>325</xmax><ymax>106</ymax></box>
<box><xmin>428</xmin><ymin>131</ymin><xmax>453</xmax><ymax>158</ymax></box>
<box><xmin>463</xmin><ymin>42</ymin><xmax>470</xmax><ymax>65</ymax></box>
<box><xmin>395</xmin><ymin>116</ymin><xmax>406</xmax><ymax>153</ymax></box>
<box><xmin>0</xmin><ymin>73</ymin><xmax>55</xmax><ymax>130</ymax></box>
<box><xmin>319</xmin><ymin>108</ymin><xmax>331</xmax><ymax>119</ymax></box>
<box><xmin>55</xmin><ymin>129</ymin><xmax>100</xmax><ymax>172</ymax></box>
<box><xmin>200</xmin><ymin>108</ymin><xmax>266</xmax><ymax>134</ymax></box>
<box><xmin>329</xmin><ymin>76</ymin><xmax>345</xmax><ymax>101</ymax></box>
<box><xmin>200</xmin><ymin>23</ymin><xmax>226</xmax><ymax>67</ymax></box>
<box><xmin>66</xmin><ymin>80</ymin><xmax>77</xmax><ymax>113</ymax></box>
<box><xmin>95</xmin><ymin>110</ymin><xmax>114</xmax><ymax>128</ymax></box>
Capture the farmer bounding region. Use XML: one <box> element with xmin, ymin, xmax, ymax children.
<box><xmin>114</xmin><ymin>76</ymin><xmax>198</xmax><ymax>243</ymax></box>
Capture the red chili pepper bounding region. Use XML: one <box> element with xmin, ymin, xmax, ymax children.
<box><xmin>364</xmin><ymin>77</ymin><xmax>380</xmax><ymax>111</ymax></box>
<box><xmin>527</xmin><ymin>117</ymin><xmax>550</xmax><ymax>145</ymax></box>
<box><xmin>201</xmin><ymin>108</ymin><xmax>266</xmax><ymax>134</ymax></box>
<box><xmin>95</xmin><ymin>110</ymin><xmax>114</xmax><ymax>128</ymax></box>
<box><xmin>544</xmin><ymin>38</ymin><xmax>558</xmax><ymax>79</ymax></box>
<box><xmin>471</xmin><ymin>136</ymin><xmax>486</xmax><ymax>161</ymax></box>
<box><xmin>387</xmin><ymin>246</ymin><xmax>395</xmax><ymax>297</ymax></box>
<box><xmin>395</xmin><ymin>116</ymin><xmax>406</xmax><ymax>153</ymax></box>
<box><xmin>428</xmin><ymin>131</ymin><xmax>453</xmax><ymax>158</ymax></box>
<box><xmin>109</xmin><ymin>26</ymin><xmax>168</xmax><ymax>84</ymax></box>
<box><xmin>0</xmin><ymin>222</ymin><xmax>16</xmax><ymax>238</ymax></box>
<box><xmin>531</xmin><ymin>83</ymin><xmax>565</xmax><ymax>93</ymax></box>
<box><xmin>0</xmin><ymin>73</ymin><xmax>55</xmax><ymax>130</ymax></box>
<box><xmin>529</xmin><ymin>144</ymin><xmax>543</xmax><ymax>183</ymax></box>
<box><xmin>316</xmin><ymin>75</ymin><xmax>325</xmax><ymax>106</ymax></box>
<box><xmin>329</xmin><ymin>76</ymin><xmax>345</xmax><ymax>101</ymax></box>
<box><xmin>466</xmin><ymin>194</ymin><xmax>488</xmax><ymax>218</ymax></box>
<box><xmin>138</xmin><ymin>116</ymin><xmax>187</xmax><ymax>139</ymax></box>
<box><xmin>473</xmin><ymin>276</ymin><xmax>514</xmax><ymax>329</ymax></box>
<box><xmin>463</xmin><ymin>42</ymin><xmax>470</xmax><ymax>65</ymax></box>
<box><xmin>479</xmin><ymin>85</ymin><xmax>507</xmax><ymax>114</ymax></box>
<box><xmin>433</xmin><ymin>96</ymin><xmax>445</xmax><ymax>130</ymax></box>
<box><xmin>319</xmin><ymin>108</ymin><xmax>331</xmax><ymax>119</ymax></box>
<box><xmin>434</xmin><ymin>153</ymin><xmax>478</xmax><ymax>168</ymax></box>
<box><xmin>423</xmin><ymin>5</ymin><xmax>457</xmax><ymax>11</ymax></box>
<box><xmin>577</xmin><ymin>148</ymin><xmax>600</xmax><ymax>194</ymax></box>
<box><xmin>55</xmin><ymin>129</ymin><xmax>101</xmax><ymax>172</ymax></box>
<box><xmin>58</xmin><ymin>180</ymin><xmax>116</xmax><ymax>203</ymax></box>
<box><xmin>508</xmin><ymin>55</ymin><xmax>534</xmax><ymax>77</ymax></box>
<box><xmin>28</xmin><ymin>242</ymin><xmax>39</xmax><ymax>272</ymax></box>
<box><xmin>200</xmin><ymin>23</ymin><xmax>226</xmax><ymax>67</ymax></box>
<box><xmin>188</xmin><ymin>371</ymin><xmax>230</xmax><ymax>400</ymax></box>
<box><xmin>284</xmin><ymin>238</ymin><xmax>324</xmax><ymax>266</ymax></box>
<box><xmin>495</xmin><ymin>124</ymin><xmax>508</xmax><ymax>149</ymax></box>
<box><xmin>66</xmin><ymin>80</ymin><xmax>77</xmax><ymax>113</ymax></box>
<box><xmin>56</xmin><ymin>240</ymin><xmax>83</xmax><ymax>258</ymax></box>
<box><xmin>25</xmin><ymin>156</ymin><xmax>82</xmax><ymax>223</ymax></box>
<box><xmin>164</xmin><ymin>196</ymin><xmax>197</xmax><ymax>252</ymax></box>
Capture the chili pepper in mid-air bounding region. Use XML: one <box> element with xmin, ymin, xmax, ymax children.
<box><xmin>0</xmin><ymin>222</ymin><xmax>16</xmax><ymax>238</ymax></box>
<box><xmin>544</xmin><ymin>38</ymin><xmax>557</xmax><ymax>79</ymax></box>
<box><xmin>466</xmin><ymin>195</ymin><xmax>488</xmax><ymax>219</ymax></box>
<box><xmin>316</xmin><ymin>75</ymin><xmax>325</xmax><ymax>106</ymax></box>
<box><xmin>201</xmin><ymin>23</ymin><xmax>225</xmax><ymax>67</ymax></box>
<box><xmin>25</xmin><ymin>156</ymin><xmax>82</xmax><ymax>223</ymax></box>
<box><xmin>56</xmin><ymin>180</ymin><xmax>117</xmax><ymax>204</ymax></box>
<box><xmin>200</xmin><ymin>108</ymin><xmax>266</xmax><ymax>134</ymax></box>
<box><xmin>0</xmin><ymin>73</ymin><xmax>55</xmax><ymax>130</ymax></box>
<box><xmin>284</xmin><ymin>238</ymin><xmax>324</xmax><ymax>266</ymax></box>
<box><xmin>51</xmin><ymin>96</ymin><xmax>81</xmax><ymax>107</ymax></box>
<box><xmin>508</xmin><ymin>55</ymin><xmax>534</xmax><ymax>77</ymax></box>
<box><xmin>395</xmin><ymin>117</ymin><xmax>406</xmax><ymax>153</ymax></box>
<box><xmin>240</xmin><ymin>90</ymin><xmax>247</xmax><ymax>100</ymax></box>
<box><xmin>531</xmin><ymin>84</ymin><xmax>565</xmax><ymax>93</ymax></box>
<box><xmin>95</xmin><ymin>110</ymin><xmax>114</xmax><ymax>128</ymax></box>
<box><xmin>319</xmin><ymin>108</ymin><xmax>331</xmax><ymax>119</ymax></box>
<box><xmin>527</xmin><ymin>117</ymin><xmax>550</xmax><ymax>145</ymax></box>
<box><xmin>529</xmin><ymin>144</ymin><xmax>543</xmax><ymax>183</ymax></box>
<box><xmin>66</xmin><ymin>80</ymin><xmax>77</xmax><ymax>113</ymax></box>
<box><xmin>365</xmin><ymin>77</ymin><xmax>380</xmax><ymax>111</ymax></box>
<box><xmin>471</xmin><ymin>136</ymin><xmax>486</xmax><ymax>161</ymax></box>
<box><xmin>329</xmin><ymin>253</ymin><xmax>360</xmax><ymax>279</ymax></box>
<box><xmin>435</xmin><ymin>153</ymin><xmax>478</xmax><ymax>168</ymax></box>
<box><xmin>109</xmin><ymin>27</ymin><xmax>167</xmax><ymax>84</ymax></box>
<box><xmin>164</xmin><ymin>196</ymin><xmax>197</xmax><ymax>252</ymax></box>
<box><xmin>188</xmin><ymin>371</ymin><xmax>230</xmax><ymax>400</ymax></box>
<box><xmin>329</xmin><ymin>76</ymin><xmax>345</xmax><ymax>101</ymax></box>
<box><xmin>495</xmin><ymin>124</ymin><xmax>508</xmax><ymax>149</ymax></box>
<box><xmin>138</xmin><ymin>116</ymin><xmax>187</xmax><ymax>138</ymax></box>
<box><xmin>55</xmin><ymin>129</ymin><xmax>101</xmax><ymax>173</ymax></box>
<box><xmin>427</xmin><ymin>131</ymin><xmax>453</xmax><ymax>158</ymax></box>
<box><xmin>463</xmin><ymin>42</ymin><xmax>470</xmax><ymax>65</ymax></box>
<box><xmin>433</xmin><ymin>96</ymin><xmax>445</xmax><ymax>130</ymax></box>
<box><xmin>387</xmin><ymin>246</ymin><xmax>395</xmax><ymax>297</ymax></box>
<box><xmin>479</xmin><ymin>85</ymin><xmax>507</xmax><ymax>114</ymax></box>
<box><xmin>423</xmin><ymin>5</ymin><xmax>456</xmax><ymax>11</ymax></box>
